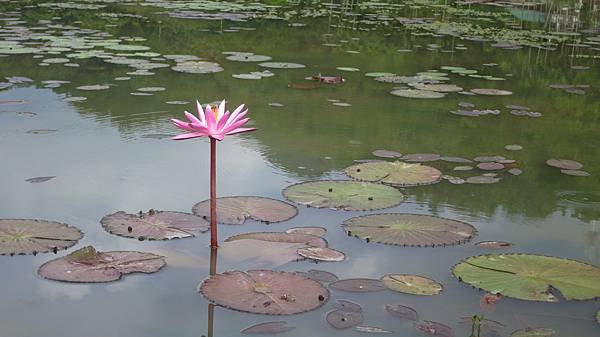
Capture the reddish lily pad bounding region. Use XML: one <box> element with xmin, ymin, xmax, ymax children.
<box><xmin>101</xmin><ymin>210</ymin><xmax>209</xmax><ymax>240</ymax></box>
<box><xmin>192</xmin><ymin>196</ymin><xmax>298</xmax><ymax>225</ymax></box>
<box><xmin>285</xmin><ymin>227</ymin><xmax>326</xmax><ymax>237</ymax></box>
<box><xmin>38</xmin><ymin>246</ymin><xmax>166</xmax><ymax>283</ymax></box>
<box><xmin>329</xmin><ymin>278</ymin><xmax>386</xmax><ymax>292</ymax></box>
<box><xmin>345</xmin><ymin>161</ymin><xmax>442</xmax><ymax>187</ymax></box>
<box><xmin>546</xmin><ymin>159</ymin><xmax>583</xmax><ymax>170</ymax></box>
<box><xmin>0</xmin><ymin>219</ymin><xmax>83</xmax><ymax>255</ymax></box>
<box><xmin>241</xmin><ymin>321</ymin><xmax>295</xmax><ymax>334</ymax></box>
<box><xmin>385</xmin><ymin>304</ymin><xmax>419</xmax><ymax>321</ymax></box>
<box><xmin>477</xmin><ymin>162</ymin><xmax>505</xmax><ymax>171</ymax></box>
<box><xmin>342</xmin><ymin>213</ymin><xmax>477</xmax><ymax>247</ymax></box>
<box><xmin>200</xmin><ymin>270</ymin><xmax>329</xmax><ymax>315</ymax></box>
<box><xmin>225</xmin><ymin>232</ymin><xmax>327</xmax><ymax>247</ymax></box>
<box><xmin>297</xmin><ymin>247</ymin><xmax>345</xmax><ymax>262</ymax></box>
<box><xmin>326</xmin><ymin>310</ymin><xmax>364</xmax><ymax>329</ymax></box>
<box><xmin>283</xmin><ymin>180</ymin><xmax>404</xmax><ymax>211</ymax></box>
<box><xmin>381</xmin><ymin>274</ymin><xmax>442</xmax><ymax>296</ymax></box>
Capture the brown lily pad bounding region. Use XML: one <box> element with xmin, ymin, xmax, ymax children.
<box><xmin>329</xmin><ymin>278</ymin><xmax>386</xmax><ymax>292</ymax></box>
<box><xmin>0</xmin><ymin>219</ymin><xmax>83</xmax><ymax>255</ymax></box>
<box><xmin>326</xmin><ymin>310</ymin><xmax>364</xmax><ymax>329</ymax></box>
<box><xmin>200</xmin><ymin>270</ymin><xmax>329</xmax><ymax>315</ymax></box>
<box><xmin>101</xmin><ymin>210</ymin><xmax>209</xmax><ymax>240</ymax></box>
<box><xmin>241</xmin><ymin>321</ymin><xmax>295</xmax><ymax>334</ymax></box>
<box><xmin>38</xmin><ymin>246</ymin><xmax>166</xmax><ymax>283</ymax></box>
<box><xmin>297</xmin><ymin>247</ymin><xmax>345</xmax><ymax>262</ymax></box>
<box><xmin>342</xmin><ymin>213</ymin><xmax>477</xmax><ymax>247</ymax></box>
<box><xmin>192</xmin><ymin>196</ymin><xmax>298</xmax><ymax>225</ymax></box>
<box><xmin>285</xmin><ymin>227</ymin><xmax>326</xmax><ymax>237</ymax></box>
<box><xmin>477</xmin><ymin>162</ymin><xmax>505</xmax><ymax>171</ymax></box>
<box><xmin>546</xmin><ymin>159</ymin><xmax>583</xmax><ymax>170</ymax></box>
<box><xmin>385</xmin><ymin>304</ymin><xmax>419</xmax><ymax>321</ymax></box>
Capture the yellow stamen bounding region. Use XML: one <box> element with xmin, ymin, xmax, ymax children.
<box><xmin>208</xmin><ymin>105</ymin><xmax>219</xmax><ymax>121</ymax></box>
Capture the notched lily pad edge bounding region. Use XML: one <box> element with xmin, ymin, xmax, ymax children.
<box><xmin>451</xmin><ymin>253</ymin><xmax>600</xmax><ymax>302</ymax></box>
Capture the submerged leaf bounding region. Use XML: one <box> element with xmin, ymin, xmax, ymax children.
<box><xmin>342</xmin><ymin>213</ymin><xmax>477</xmax><ymax>247</ymax></box>
<box><xmin>200</xmin><ymin>270</ymin><xmax>329</xmax><ymax>315</ymax></box>
<box><xmin>385</xmin><ymin>304</ymin><xmax>419</xmax><ymax>321</ymax></box>
<box><xmin>192</xmin><ymin>196</ymin><xmax>298</xmax><ymax>225</ymax></box>
<box><xmin>241</xmin><ymin>321</ymin><xmax>295</xmax><ymax>334</ymax></box>
<box><xmin>453</xmin><ymin>254</ymin><xmax>600</xmax><ymax>302</ymax></box>
<box><xmin>0</xmin><ymin>219</ymin><xmax>82</xmax><ymax>255</ymax></box>
<box><xmin>283</xmin><ymin>180</ymin><xmax>404</xmax><ymax>211</ymax></box>
<box><xmin>332</xmin><ymin>299</ymin><xmax>362</xmax><ymax>312</ymax></box>
<box><xmin>38</xmin><ymin>246</ymin><xmax>165</xmax><ymax>283</ymax></box>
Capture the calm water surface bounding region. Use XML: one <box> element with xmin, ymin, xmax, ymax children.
<box><xmin>0</xmin><ymin>1</ymin><xmax>599</xmax><ymax>337</ymax></box>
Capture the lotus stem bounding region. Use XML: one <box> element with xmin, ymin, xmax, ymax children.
<box><xmin>210</xmin><ymin>137</ymin><xmax>218</xmax><ymax>248</ymax></box>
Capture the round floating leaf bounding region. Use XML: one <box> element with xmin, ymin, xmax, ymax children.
<box><xmin>415</xmin><ymin>321</ymin><xmax>453</xmax><ymax>337</ymax></box>
<box><xmin>390</xmin><ymin>89</ymin><xmax>446</xmax><ymax>99</ymax></box>
<box><xmin>470</xmin><ymin>88</ymin><xmax>513</xmax><ymax>96</ymax></box>
<box><xmin>332</xmin><ymin>299</ymin><xmax>362</xmax><ymax>312</ymax></box>
<box><xmin>25</xmin><ymin>176</ymin><xmax>56</xmax><ymax>183</ymax></box>
<box><xmin>329</xmin><ymin>278</ymin><xmax>386</xmax><ymax>292</ymax></box>
<box><xmin>136</xmin><ymin>87</ymin><xmax>165</xmax><ymax>92</ymax></box>
<box><xmin>285</xmin><ymin>227</ymin><xmax>326</xmax><ymax>237</ymax></box>
<box><xmin>336</xmin><ymin>67</ymin><xmax>360</xmax><ymax>72</ymax></box>
<box><xmin>298</xmin><ymin>269</ymin><xmax>339</xmax><ymax>283</ymax></box>
<box><xmin>510</xmin><ymin>327</ymin><xmax>556</xmax><ymax>337</ymax></box>
<box><xmin>402</xmin><ymin>153</ymin><xmax>441</xmax><ymax>162</ymax></box>
<box><xmin>477</xmin><ymin>162</ymin><xmax>505</xmax><ymax>171</ymax></box>
<box><xmin>192</xmin><ymin>196</ymin><xmax>298</xmax><ymax>225</ymax></box>
<box><xmin>372</xmin><ymin>149</ymin><xmax>402</xmax><ymax>158</ymax></box>
<box><xmin>241</xmin><ymin>321</ymin><xmax>295</xmax><ymax>334</ymax></box>
<box><xmin>345</xmin><ymin>161</ymin><xmax>442</xmax><ymax>187</ymax></box>
<box><xmin>411</xmin><ymin>83</ymin><xmax>463</xmax><ymax>92</ymax></box>
<box><xmin>505</xmin><ymin>144</ymin><xmax>523</xmax><ymax>151</ymax></box>
<box><xmin>562</xmin><ymin>169</ymin><xmax>591</xmax><ymax>176</ymax></box>
<box><xmin>101</xmin><ymin>210</ymin><xmax>209</xmax><ymax>240</ymax></box>
<box><xmin>105</xmin><ymin>44</ymin><xmax>150</xmax><ymax>51</ymax></box>
<box><xmin>259</xmin><ymin>62</ymin><xmax>305</xmax><ymax>69</ymax></box>
<box><xmin>466</xmin><ymin>176</ymin><xmax>500</xmax><ymax>184</ymax></box>
<box><xmin>381</xmin><ymin>274</ymin><xmax>442</xmax><ymax>296</ymax></box>
<box><xmin>76</xmin><ymin>84</ymin><xmax>110</xmax><ymax>90</ymax></box>
<box><xmin>171</xmin><ymin>61</ymin><xmax>224</xmax><ymax>74</ymax></box>
<box><xmin>0</xmin><ymin>219</ymin><xmax>83</xmax><ymax>255</ymax></box>
<box><xmin>200</xmin><ymin>270</ymin><xmax>329</xmax><ymax>315</ymax></box>
<box><xmin>385</xmin><ymin>304</ymin><xmax>419</xmax><ymax>321</ymax></box>
<box><xmin>226</xmin><ymin>54</ymin><xmax>272</xmax><ymax>62</ymax></box>
<box><xmin>38</xmin><ymin>246</ymin><xmax>165</xmax><ymax>283</ymax></box>
<box><xmin>441</xmin><ymin>156</ymin><xmax>472</xmax><ymax>163</ymax></box>
<box><xmin>283</xmin><ymin>180</ymin><xmax>404</xmax><ymax>211</ymax></box>
<box><xmin>342</xmin><ymin>213</ymin><xmax>476</xmax><ymax>247</ymax></box>
<box><xmin>546</xmin><ymin>159</ymin><xmax>583</xmax><ymax>170</ymax></box>
<box><xmin>326</xmin><ymin>310</ymin><xmax>364</xmax><ymax>329</ymax></box>
<box><xmin>452</xmin><ymin>254</ymin><xmax>600</xmax><ymax>302</ymax></box>
<box><xmin>226</xmin><ymin>232</ymin><xmax>326</xmax><ymax>247</ymax></box>
<box><xmin>475</xmin><ymin>241</ymin><xmax>513</xmax><ymax>249</ymax></box>
<box><xmin>354</xmin><ymin>326</ymin><xmax>393</xmax><ymax>334</ymax></box>
<box><xmin>297</xmin><ymin>247</ymin><xmax>345</xmax><ymax>262</ymax></box>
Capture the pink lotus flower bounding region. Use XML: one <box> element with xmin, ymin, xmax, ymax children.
<box><xmin>171</xmin><ymin>100</ymin><xmax>255</xmax><ymax>141</ymax></box>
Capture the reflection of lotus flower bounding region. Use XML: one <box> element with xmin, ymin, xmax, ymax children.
<box><xmin>171</xmin><ymin>100</ymin><xmax>255</xmax><ymax>141</ymax></box>
<box><xmin>171</xmin><ymin>99</ymin><xmax>256</xmax><ymax>249</ymax></box>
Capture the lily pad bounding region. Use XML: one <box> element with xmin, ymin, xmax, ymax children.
<box><xmin>171</xmin><ymin>61</ymin><xmax>224</xmax><ymax>74</ymax></box>
<box><xmin>241</xmin><ymin>321</ymin><xmax>295</xmax><ymax>334</ymax></box>
<box><xmin>38</xmin><ymin>246</ymin><xmax>165</xmax><ymax>283</ymax></box>
<box><xmin>342</xmin><ymin>214</ymin><xmax>476</xmax><ymax>247</ymax></box>
<box><xmin>25</xmin><ymin>176</ymin><xmax>56</xmax><ymax>183</ymax></box>
<box><xmin>475</xmin><ymin>241</ymin><xmax>513</xmax><ymax>249</ymax></box>
<box><xmin>200</xmin><ymin>270</ymin><xmax>329</xmax><ymax>315</ymax></box>
<box><xmin>411</xmin><ymin>83</ymin><xmax>463</xmax><ymax>92</ymax></box>
<box><xmin>510</xmin><ymin>327</ymin><xmax>556</xmax><ymax>337</ymax></box>
<box><xmin>561</xmin><ymin>170</ymin><xmax>591</xmax><ymax>177</ymax></box>
<box><xmin>297</xmin><ymin>247</ymin><xmax>345</xmax><ymax>262</ymax></box>
<box><xmin>259</xmin><ymin>62</ymin><xmax>305</xmax><ymax>69</ymax></box>
<box><xmin>298</xmin><ymin>270</ymin><xmax>339</xmax><ymax>283</ymax></box>
<box><xmin>226</xmin><ymin>232</ymin><xmax>326</xmax><ymax>247</ymax></box>
<box><xmin>283</xmin><ymin>180</ymin><xmax>404</xmax><ymax>211</ymax></box>
<box><xmin>326</xmin><ymin>310</ymin><xmax>364</xmax><ymax>329</ymax></box>
<box><xmin>385</xmin><ymin>304</ymin><xmax>419</xmax><ymax>321</ymax></box>
<box><xmin>415</xmin><ymin>321</ymin><xmax>453</xmax><ymax>337</ymax></box>
<box><xmin>466</xmin><ymin>176</ymin><xmax>500</xmax><ymax>184</ymax></box>
<box><xmin>390</xmin><ymin>89</ymin><xmax>446</xmax><ymax>99</ymax></box>
<box><xmin>477</xmin><ymin>162</ymin><xmax>504</xmax><ymax>171</ymax></box>
<box><xmin>285</xmin><ymin>227</ymin><xmax>326</xmax><ymax>237</ymax></box>
<box><xmin>0</xmin><ymin>219</ymin><xmax>83</xmax><ymax>255</ymax></box>
<box><xmin>470</xmin><ymin>88</ymin><xmax>513</xmax><ymax>96</ymax></box>
<box><xmin>381</xmin><ymin>274</ymin><xmax>442</xmax><ymax>296</ymax></box>
<box><xmin>226</xmin><ymin>54</ymin><xmax>272</xmax><ymax>62</ymax></box>
<box><xmin>345</xmin><ymin>161</ymin><xmax>442</xmax><ymax>187</ymax></box>
<box><xmin>402</xmin><ymin>153</ymin><xmax>441</xmax><ymax>162</ymax></box>
<box><xmin>332</xmin><ymin>299</ymin><xmax>362</xmax><ymax>312</ymax></box>
<box><xmin>372</xmin><ymin>149</ymin><xmax>402</xmax><ymax>158</ymax></box>
<box><xmin>546</xmin><ymin>159</ymin><xmax>583</xmax><ymax>170</ymax></box>
<box><xmin>76</xmin><ymin>84</ymin><xmax>110</xmax><ymax>90</ymax></box>
<box><xmin>101</xmin><ymin>210</ymin><xmax>209</xmax><ymax>241</ymax></box>
<box><xmin>452</xmin><ymin>254</ymin><xmax>600</xmax><ymax>302</ymax></box>
<box><xmin>505</xmin><ymin>144</ymin><xmax>523</xmax><ymax>151</ymax></box>
<box><xmin>192</xmin><ymin>196</ymin><xmax>298</xmax><ymax>225</ymax></box>
<box><xmin>329</xmin><ymin>278</ymin><xmax>386</xmax><ymax>292</ymax></box>
<box><xmin>354</xmin><ymin>326</ymin><xmax>393</xmax><ymax>334</ymax></box>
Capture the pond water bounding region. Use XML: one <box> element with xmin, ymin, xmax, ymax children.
<box><xmin>1</xmin><ymin>1</ymin><xmax>599</xmax><ymax>337</ymax></box>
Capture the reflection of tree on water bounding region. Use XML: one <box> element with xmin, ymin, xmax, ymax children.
<box><xmin>584</xmin><ymin>220</ymin><xmax>600</xmax><ymax>264</ymax></box>
<box><xmin>206</xmin><ymin>247</ymin><xmax>218</xmax><ymax>337</ymax></box>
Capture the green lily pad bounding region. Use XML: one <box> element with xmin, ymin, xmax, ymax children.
<box><xmin>470</xmin><ymin>88</ymin><xmax>513</xmax><ymax>96</ymax></box>
<box><xmin>259</xmin><ymin>62</ymin><xmax>305</xmax><ymax>69</ymax></box>
<box><xmin>105</xmin><ymin>44</ymin><xmax>151</xmax><ymax>51</ymax></box>
<box><xmin>0</xmin><ymin>219</ymin><xmax>83</xmax><ymax>255</ymax></box>
<box><xmin>452</xmin><ymin>254</ymin><xmax>600</xmax><ymax>302</ymax></box>
<box><xmin>171</xmin><ymin>61</ymin><xmax>224</xmax><ymax>74</ymax></box>
<box><xmin>381</xmin><ymin>274</ymin><xmax>443</xmax><ymax>296</ymax></box>
<box><xmin>192</xmin><ymin>196</ymin><xmax>298</xmax><ymax>225</ymax></box>
<box><xmin>342</xmin><ymin>213</ymin><xmax>477</xmax><ymax>247</ymax></box>
<box><xmin>410</xmin><ymin>83</ymin><xmax>463</xmax><ymax>92</ymax></box>
<box><xmin>390</xmin><ymin>89</ymin><xmax>446</xmax><ymax>99</ymax></box>
<box><xmin>226</xmin><ymin>53</ymin><xmax>272</xmax><ymax>62</ymax></box>
<box><xmin>283</xmin><ymin>180</ymin><xmax>404</xmax><ymax>211</ymax></box>
<box><xmin>345</xmin><ymin>161</ymin><xmax>442</xmax><ymax>187</ymax></box>
<box><xmin>510</xmin><ymin>327</ymin><xmax>556</xmax><ymax>337</ymax></box>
